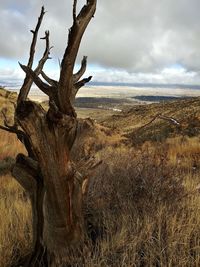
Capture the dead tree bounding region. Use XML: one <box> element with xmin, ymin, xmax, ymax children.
<box><xmin>1</xmin><ymin>1</ymin><xmax>97</xmax><ymax>266</ymax></box>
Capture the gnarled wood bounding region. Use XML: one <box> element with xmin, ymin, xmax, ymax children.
<box><xmin>73</xmin><ymin>56</ymin><xmax>88</xmax><ymax>83</ymax></box>
<box><xmin>17</xmin><ymin>6</ymin><xmax>46</xmax><ymax>104</ymax></box>
<box><xmin>16</xmin><ymin>101</ymin><xmax>84</xmax><ymax>264</ymax></box>
<box><xmin>58</xmin><ymin>0</ymin><xmax>97</xmax><ymax>114</ymax></box>
<box><xmin>19</xmin><ymin>64</ymin><xmax>58</xmax><ymax>103</ymax></box>
<box><xmin>1</xmin><ymin>1</ymin><xmax>97</xmax><ymax>266</ymax></box>
<box><xmin>12</xmin><ymin>154</ymin><xmax>45</xmax><ymax>266</ymax></box>
<box><xmin>71</xmin><ymin>75</ymin><xmax>92</xmax><ymax>102</ymax></box>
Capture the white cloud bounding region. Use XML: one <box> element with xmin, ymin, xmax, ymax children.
<box><xmin>91</xmin><ymin>66</ymin><xmax>200</xmax><ymax>85</ymax></box>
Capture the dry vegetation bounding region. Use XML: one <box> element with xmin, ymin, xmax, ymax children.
<box><xmin>0</xmin><ymin>89</ymin><xmax>200</xmax><ymax>266</ymax></box>
<box><xmin>0</xmin><ymin>131</ymin><xmax>31</xmax><ymax>267</ymax></box>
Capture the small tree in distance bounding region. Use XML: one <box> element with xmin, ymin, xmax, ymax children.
<box><xmin>0</xmin><ymin>0</ymin><xmax>97</xmax><ymax>266</ymax></box>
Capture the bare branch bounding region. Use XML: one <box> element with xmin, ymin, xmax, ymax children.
<box><xmin>17</xmin><ymin>6</ymin><xmax>46</xmax><ymax>104</ymax></box>
<box><xmin>38</xmin><ymin>30</ymin><xmax>52</xmax><ymax>66</ymax></box>
<box><xmin>0</xmin><ymin>127</ymin><xmax>31</xmax><ymax>158</ymax></box>
<box><xmin>16</xmin><ymin>153</ymin><xmax>39</xmax><ymax>174</ymax></box>
<box><xmin>0</xmin><ymin>157</ymin><xmax>15</xmax><ymax>176</ymax></box>
<box><xmin>0</xmin><ymin>121</ymin><xmax>34</xmax><ymax>157</ymax></box>
<box><xmin>73</xmin><ymin>56</ymin><xmax>87</xmax><ymax>83</ymax></box>
<box><xmin>1</xmin><ymin>105</ymin><xmax>35</xmax><ymax>158</ymax></box>
<box><xmin>12</xmin><ymin>162</ymin><xmax>37</xmax><ymax>194</ymax></box>
<box><xmin>0</xmin><ymin>125</ymin><xmax>15</xmax><ymax>134</ymax></box>
<box><xmin>28</xmin><ymin>6</ymin><xmax>45</xmax><ymax>68</ymax></box>
<box><xmin>12</xmin><ymin>154</ymin><xmax>39</xmax><ymax>192</ymax></box>
<box><xmin>73</xmin><ymin>0</ymin><xmax>78</xmax><ymax>22</ymax></box>
<box><xmin>74</xmin><ymin>76</ymin><xmax>92</xmax><ymax>90</ymax></box>
<box><xmin>41</xmin><ymin>71</ymin><xmax>58</xmax><ymax>87</ymax></box>
<box><xmin>19</xmin><ymin>64</ymin><xmax>54</xmax><ymax>98</ymax></box>
<box><xmin>0</xmin><ymin>122</ymin><xmax>24</xmax><ymax>135</ymax></box>
<box><xmin>71</xmin><ymin>76</ymin><xmax>92</xmax><ymax>102</ymax></box>
<box><xmin>58</xmin><ymin>0</ymin><xmax>97</xmax><ymax>113</ymax></box>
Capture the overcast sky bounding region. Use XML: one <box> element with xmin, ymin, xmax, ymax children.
<box><xmin>0</xmin><ymin>0</ymin><xmax>200</xmax><ymax>87</ymax></box>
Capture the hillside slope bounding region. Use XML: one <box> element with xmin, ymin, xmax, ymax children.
<box><xmin>102</xmin><ymin>96</ymin><xmax>200</xmax><ymax>144</ymax></box>
<box><xmin>0</xmin><ymin>88</ymin><xmax>200</xmax><ymax>267</ymax></box>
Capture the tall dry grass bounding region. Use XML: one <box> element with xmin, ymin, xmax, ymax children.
<box><xmin>0</xmin><ymin>175</ymin><xmax>31</xmax><ymax>267</ymax></box>
<box><xmin>0</xmin><ymin>129</ymin><xmax>200</xmax><ymax>266</ymax></box>
<box><xmin>166</xmin><ymin>136</ymin><xmax>200</xmax><ymax>169</ymax></box>
<box><xmin>0</xmin><ymin>130</ymin><xmax>30</xmax><ymax>267</ymax></box>
<box><xmin>84</xmin><ymin>143</ymin><xmax>200</xmax><ymax>266</ymax></box>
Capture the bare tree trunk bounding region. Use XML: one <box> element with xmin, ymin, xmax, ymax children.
<box><xmin>14</xmin><ymin>98</ymin><xmax>87</xmax><ymax>267</ymax></box>
<box><xmin>1</xmin><ymin>1</ymin><xmax>97</xmax><ymax>266</ymax></box>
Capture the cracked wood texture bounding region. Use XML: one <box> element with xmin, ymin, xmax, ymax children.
<box><xmin>4</xmin><ymin>1</ymin><xmax>97</xmax><ymax>266</ymax></box>
<box><xmin>16</xmin><ymin>102</ymin><xmax>84</xmax><ymax>265</ymax></box>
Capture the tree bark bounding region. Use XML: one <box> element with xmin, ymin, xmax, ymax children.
<box><xmin>1</xmin><ymin>1</ymin><xmax>97</xmax><ymax>266</ymax></box>
<box><xmin>15</xmin><ymin>101</ymin><xmax>85</xmax><ymax>266</ymax></box>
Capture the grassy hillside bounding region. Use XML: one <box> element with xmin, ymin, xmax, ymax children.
<box><xmin>0</xmin><ymin>87</ymin><xmax>17</xmax><ymax>125</ymax></box>
<box><xmin>0</xmin><ymin>88</ymin><xmax>200</xmax><ymax>266</ymax></box>
<box><xmin>103</xmin><ymin>97</ymin><xmax>200</xmax><ymax>144</ymax></box>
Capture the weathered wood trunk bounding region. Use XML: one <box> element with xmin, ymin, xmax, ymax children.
<box><xmin>15</xmin><ymin>101</ymin><xmax>85</xmax><ymax>266</ymax></box>
<box><xmin>0</xmin><ymin>1</ymin><xmax>97</xmax><ymax>266</ymax></box>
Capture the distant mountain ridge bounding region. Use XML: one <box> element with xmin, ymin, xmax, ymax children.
<box><xmin>1</xmin><ymin>80</ymin><xmax>200</xmax><ymax>91</ymax></box>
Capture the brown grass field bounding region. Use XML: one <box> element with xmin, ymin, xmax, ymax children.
<box><xmin>0</xmin><ymin>88</ymin><xmax>200</xmax><ymax>266</ymax></box>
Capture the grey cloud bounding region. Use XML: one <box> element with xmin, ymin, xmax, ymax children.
<box><xmin>0</xmin><ymin>9</ymin><xmax>27</xmax><ymax>58</ymax></box>
<box><xmin>80</xmin><ymin>0</ymin><xmax>200</xmax><ymax>73</ymax></box>
<box><xmin>0</xmin><ymin>0</ymin><xmax>200</xmax><ymax>79</ymax></box>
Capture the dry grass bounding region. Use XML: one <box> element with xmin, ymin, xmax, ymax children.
<box><xmin>0</xmin><ymin>175</ymin><xmax>31</xmax><ymax>267</ymax></box>
<box><xmin>0</xmin><ymin>131</ymin><xmax>26</xmax><ymax>160</ymax></box>
<box><xmin>166</xmin><ymin>136</ymin><xmax>200</xmax><ymax>169</ymax></box>
<box><xmin>85</xmin><ymin>144</ymin><xmax>200</xmax><ymax>266</ymax></box>
<box><xmin>0</xmin><ymin>125</ymin><xmax>200</xmax><ymax>266</ymax></box>
<box><xmin>0</xmin><ymin>130</ymin><xmax>29</xmax><ymax>267</ymax></box>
